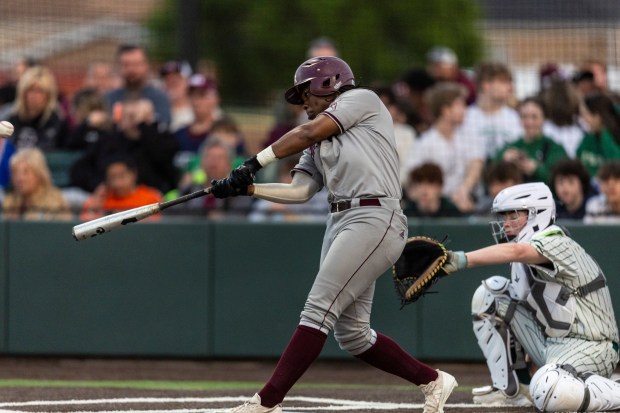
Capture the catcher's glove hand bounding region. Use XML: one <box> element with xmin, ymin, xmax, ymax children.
<box><xmin>392</xmin><ymin>236</ymin><xmax>450</xmax><ymax>308</ymax></box>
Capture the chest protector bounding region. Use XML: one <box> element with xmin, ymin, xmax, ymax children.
<box><xmin>516</xmin><ymin>263</ymin><xmax>607</xmax><ymax>338</ymax></box>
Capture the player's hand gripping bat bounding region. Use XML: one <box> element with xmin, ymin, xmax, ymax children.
<box><xmin>72</xmin><ymin>187</ymin><xmax>212</xmax><ymax>241</ymax></box>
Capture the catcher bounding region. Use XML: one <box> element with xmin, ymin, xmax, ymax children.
<box><xmin>441</xmin><ymin>182</ymin><xmax>620</xmax><ymax>412</ymax></box>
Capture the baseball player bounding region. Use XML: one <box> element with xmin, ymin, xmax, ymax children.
<box><xmin>210</xmin><ymin>56</ymin><xmax>457</xmax><ymax>413</ymax></box>
<box><xmin>443</xmin><ymin>182</ymin><xmax>620</xmax><ymax>411</ymax></box>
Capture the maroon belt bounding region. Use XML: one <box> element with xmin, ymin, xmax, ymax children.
<box><xmin>330</xmin><ymin>198</ymin><xmax>382</xmax><ymax>213</ymax></box>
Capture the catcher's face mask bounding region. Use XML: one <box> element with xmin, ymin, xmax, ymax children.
<box><xmin>490</xmin><ymin>209</ymin><xmax>529</xmax><ymax>243</ymax></box>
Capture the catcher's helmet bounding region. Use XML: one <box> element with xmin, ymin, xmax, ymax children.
<box><xmin>285</xmin><ymin>56</ymin><xmax>355</xmax><ymax>105</ymax></box>
<box><xmin>490</xmin><ymin>182</ymin><xmax>556</xmax><ymax>243</ymax></box>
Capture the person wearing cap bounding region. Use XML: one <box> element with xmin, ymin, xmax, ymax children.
<box><xmin>160</xmin><ymin>60</ymin><xmax>194</xmax><ymax>132</ymax></box>
<box><xmin>173</xmin><ymin>74</ymin><xmax>226</xmax><ymax>166</ymax></box>
<box><xmin>426</xmin><ymin>46</ymin><xmax>476</xmax><ymax>105</ymax></box>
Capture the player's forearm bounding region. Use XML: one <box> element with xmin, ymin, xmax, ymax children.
<box><xmin>250</xmin><ymin>174</ymin><xmax>320</xmax><ymax>204</ymax></box>
<box><xmin>465</xmin><ymin>243</ymin><xmax>547</xmax><ymax>267</ymax></box>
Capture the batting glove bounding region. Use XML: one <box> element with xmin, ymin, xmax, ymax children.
<box><xmin>229</xmin><ymin>156</ymin><xmax>262</xmax><ymax>188</ymax></box>
<box><xmin>210</xmin><ymin>178</ymin><xmax>248</xmax><ymax>198</ymax></box>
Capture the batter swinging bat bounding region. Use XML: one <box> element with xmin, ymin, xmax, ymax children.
<box><xmin>72</xmin><ymin>187</ymin><xmax>212</xmax><ymax>241</ymax></box>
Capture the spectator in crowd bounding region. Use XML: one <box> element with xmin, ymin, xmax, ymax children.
<box><xmin>2</xmin><ymin>147</ymin><xmax>70</xmax><ymax>220</ymax></box>
<box><xmin>495</xmin><ymin>97</ymin><xmax>568</xmax><ymax>185</ymax></box>
<box><xmin>262</xmin><ymin>98</ymin><xmax>304</xmax><ymax>149</ymax></box>
<box><xmin>580</xmin><ymin>59</ymin><xmax>611</xmax><ymax>95</ymax></box>
<box><xmin>171</xmin><ymin>117</ymin><xmax>246</xmax><ymax>200</ymax></box>
<box><xmin>0</xmin><ymin>136</ymin><xmax>16</xmax><ymax>194</ymax></box>
<box><xmin>207</xmin><ymin>117</ymin><xmax>246</xmax><ymax>162</ymax></box>
<box><xmin>7</xmin><ymin>66</ymin><xmax>70</xmax><ymax>151</ymax></box>
<box><xmin>0</xmin><ymin>55</ymin><xmax>39</xmax><ymax>119</ymax></box>
<box><xmin>576</xmin><ymin>92</ymin><xmax>620</xmax><ymax>179</ymax></box>
<box><xmin>551</xmin><ymin>159</ymin><xmax>595</xmax><ymax>220</ymax></box>
<box><xmin>539</xmin><ymin>78</ymin><xmax>584</xmax><ymax>158</ymax></box>
<box><xmin>173</xmin><ymin>74</ymin><xmax>223</xmax><ymax>162</ymax></box>
<box><xmin>402</xmin><ymin>162</ymin><xmax>462</xmax><ymax>218</ymax></box>
<box><xmin>374</xmin><ymin>85</ymin><xmax>418</xmax><ymax>186</ymax></box>
<box><xmin>475</xmin><ymin>160</ymin><xmax>523</xmax><ymax>216</ymax></box>
<box><xmin>406</xmin><ymin>82</ymin><xmax>484</xmax><ymax>213</ymax></box>
<box><xmin>69</xmin><ymin>97</ymin><xmax>179</xmax><ymax>194</ymax></box>
<box><xmin>166</xmin><ymin>138</ymin><xmax>252</xmax><ymax>218</ymax></box>
<box><xmin>576</xmin><ymin>59</ymin><xmax>620</xmax><ymax>103</ymax></box>
<box><xmin>105</xmin><ymin>44</ymin><xmax>171</xmax><ymax>127</ymax></box>
<box><xmin>572</xmin><ymin>69</ymin><xmax>597</xmax><ymax>98</ymax></box>
<box><xmin>584</xmin><ymin>160</ymin><xmax>620</xmax><ymax>223</ymax></box>
<box><xmin>425</xmin><ymin>46</ymin><xmax>476</xmax><ymax>105</ymax></box>
<box><xmin>80</xmin><ymin>156</ymin><xmax>162</xmax><ymax>221</ymax></box>
<box><xmin>396</xmin><ymin>66</ymin><xmax>436</xmax><ymax>134</ymax></box>
<box><xmin>306</xmin><ymin>36</ymin><xmax>338</xmax><ymax>58</ymax></box>
<box><xmin>65</xmin><ymin>88</ymin><xmax>112</xmax><ymax>151</ymax></box>
<box><xmin>83</xmin><ymin>61</ymin><xmax>120</xmax><ymax>96</ymax></box>
<box><xmin>159</xmin><ymin>60</ymin><xmax>194</xmax><ymax>132</ymax></box>
<box><xmin>249</xmin><ymin>156</ymin><xmax>327</xmax><ymax>222</ymax></box>
<box><xmin>461</xmin><ymin>62</ymin><xmax>523</xmax><ymax>160</ymax></box>
<box><xmin>537</xmin><ymin>62</ymin><xmax>566</xmax><ymax>93</ymax></box>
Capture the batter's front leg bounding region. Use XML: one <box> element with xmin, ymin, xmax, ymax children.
<box><xmin>301</xmin><ymin>210</ymin><xmax>406</xmax><ymax>333</ymax></box>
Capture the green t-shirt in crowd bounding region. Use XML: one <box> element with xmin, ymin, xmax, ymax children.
<box><xmin>495</xmin><ymin>134</ymin><xmax>568</xmax><ymax>184</ymax></box>
<box><xmin>576</xmin><ymin>128</ymin><xmax>620</xmax><ymax>178</ymax></box>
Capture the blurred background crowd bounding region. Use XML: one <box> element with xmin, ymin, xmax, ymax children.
<box><xmin>1</xmin><ymin>0</ymin><xmax>620</xmax><ymax>225</ymax></box>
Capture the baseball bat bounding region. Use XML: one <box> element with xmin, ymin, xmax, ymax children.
<box><xmin>72</xmin><ymin>187</ymin><xmax>212</xmax><ymax>241</ymax></box>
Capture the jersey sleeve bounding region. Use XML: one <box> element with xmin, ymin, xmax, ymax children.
<box><xmin>528</xmin><ymin>228</ymin><xmax>579</xmax><ymax>279</ymax></box>
<box><xmin>292</xmin><ymin>147</ymin><xmax>324</xmax><ymax>190</ymax></box>
<box><xmin>321</xmin><ymin>89</ymin><xmax>377</xmax><ymax>134</ymax></box>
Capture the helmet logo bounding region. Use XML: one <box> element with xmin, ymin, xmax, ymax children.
<box><xmin>334</xmin><ymin>80</ymin><xmax>342</xmax><ymax>90</ymax></box>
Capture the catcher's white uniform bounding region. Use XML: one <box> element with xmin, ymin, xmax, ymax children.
<box><xmin>476</xmin><ymin>226</ymin><xmax>620</xmax><ymax>411</ymax></box>
<box><xmin>467</xmin><ymin>183</ymin><xmax>620</xmax><ymax>411</ymax></box>
<box><xmin>500</xmin><ymin>226</ymin><xmax>619</xmax><ymax>374</ymax></box>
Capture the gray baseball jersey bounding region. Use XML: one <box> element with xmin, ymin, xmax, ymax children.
<box><xmin>497</xmin><ymin>226</ymin><xmax>619</xmax><ymax>376</ymax></box>
<box><xmin>293</xmin><ymin>88</ymin><xmax>408</xmax><ymax>355</ymax></box>
<box><xmin>294</xmin><ymin>88</ymin><xmax>402</xmax><ymax>203</ymax></box>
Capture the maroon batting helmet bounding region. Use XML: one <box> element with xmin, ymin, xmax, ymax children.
<box><xmin>285</xmin><ymin>56</ymin><xmax>355</xmax><ymax>105</ymax></box>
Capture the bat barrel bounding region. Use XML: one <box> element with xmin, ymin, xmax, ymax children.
<box><xmin>72</xmin><ymin>204</ymin><xmax>161</xmax><ymax>241</ymax></box>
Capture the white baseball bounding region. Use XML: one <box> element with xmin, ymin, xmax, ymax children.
<box><xmin>0</xmin><ymin>121</ymin><xmax>14</xmax><ymax>137</ymax></box>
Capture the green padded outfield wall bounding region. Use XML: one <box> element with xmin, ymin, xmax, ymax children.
<box><xmin>5</xmin><ymin>220</ymin><xmax>211</xmax><ymax>357</ymax></box>
<box><xmin>0</xmin><ymin>219</ymin><xmax>619</xmax><ymax>361</ymax></box>
<box><xmin>0</xmin><ymin>221</ymin><xmax>7</xmax><ymax>352</ymax></box>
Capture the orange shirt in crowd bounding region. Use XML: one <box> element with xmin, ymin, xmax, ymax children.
<box><xmin>80</xmin><ymin>185</ymin><xmax>162</xmax><ymax>221</ymax></box>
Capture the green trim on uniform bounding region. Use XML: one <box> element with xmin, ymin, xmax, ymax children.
<box><xmin>539</xmin><ymin>229</ymin><xmax>563</xmax><ymax>237</ymax></box>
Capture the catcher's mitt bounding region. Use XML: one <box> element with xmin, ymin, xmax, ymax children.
<box><xmin>392</xmin><ymin>236</ymin><xmax>449</xmax><ymax>308</ymax></box>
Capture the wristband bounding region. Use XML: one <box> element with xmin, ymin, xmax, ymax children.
<box><xmin>256</xmin><ymin>145</ymin><xmax>278</xmax><ymax>167</ymax></box>
<box><xmin>454</xmin><ymin>251</ymin><xmax>468</xmax><ymax>270</ymax></box>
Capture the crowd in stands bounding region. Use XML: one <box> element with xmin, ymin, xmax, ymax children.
<box><xmin>1</xmin><ymin>38</ymin><xmax>620</xmax><ymax>224</ymax></box>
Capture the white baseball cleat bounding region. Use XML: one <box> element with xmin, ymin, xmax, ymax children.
<box><xmin>225</xmin><ymin>393</ymin><xmax>282</xmax><ymax>412</ymax></box>
<box><xmin>472</xmin><ymin>383</ymin><xmax>533</xmax><ymax>407</ymax></box>
<box><xmin>420</xmin><ymin>369</ymin><xmax>458</xmax><ymax>413</ymax></box>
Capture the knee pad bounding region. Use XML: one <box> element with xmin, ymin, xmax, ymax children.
<box><xmin>334</xmin><ymin>325</ymin><xmax>376</xmax><ymax>355</ymax></box>
<box><xmin>530</xmin><ymin>364</ymin><xmax>588</xmax><ymax>412</ymax></box>
<box><xmin>471</xmin><ymin>275</ymin><xmax>515</xmax><ymax>316</ymax></box>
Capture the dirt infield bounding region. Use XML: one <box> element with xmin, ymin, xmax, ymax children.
<box><xmin>0</xmin><ymin>357</ymin><xmax>537</xmax><ymax>412</ymax></box>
